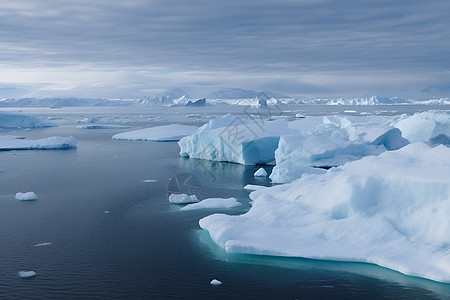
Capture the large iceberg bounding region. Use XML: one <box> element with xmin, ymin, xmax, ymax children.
<box><xmin>200</xmin><ymin>143</ymin><xmax>450</xmax><ymax>283</ymax></box>
<box><xmin>178</xmin><ymin>114</ymin><xmax>298</xmax><ymax>165</ymax></box>
<box><xmin>0</xmin><ymin>135</ymin><xmax>77</xmax><ymax>150</ymax></box>
<box><xmin>112</xmin><ymin>124</ymin><xmax>198</xmax><ymax>142</ymax></box>
<box><xmin>270</xmin><ymin>116</ymin><xmax>409</xmax><ymax>183</ymax></box>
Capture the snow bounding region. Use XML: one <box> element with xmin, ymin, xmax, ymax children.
<box><xmin>168</xmin><ymin>193</ymin><xmax>199</xmax><ymax>204</ymax></box>
<box><xmin>254</xmin><ymin>168</ymin><xmax>268</xmax><ymax>177</ymax></box>
<box><xmin>112</xmin><ymin>124</ymin><xmax>198</xmax><ymax>142</ymax></box>
<box><xmin>180</xmin><ymin>197</ymin><xmax>241</xmax><ymax>211</ymax></box>
<box><xmin>395</xmin><ymin>110</ymin><xmax>450</xmax><ymax>143</ymax></box>
<box><xmin>178</xmin><ymin>114</ymin><xmax>298</xmax><ymax>165</ymax></box>
<box><xmin>210</xmin><ymin>279</ymin><xmax>222</xmax><ymax>286</ymax></box>
<box><xmin>0</xmin><ymin>135</ymin><xmax>77</xmax><ymax>150</ymax></box>
<box><xmin>200</xmin><ymin>143</ymin><xmax>450</xmax><ymax>283</ymax></box>
<box><xmin>77</xmin><ymin>124</ymin><xmax>130</xmax><ymax>129</ymax></box>
<box><xmin>0</xmin><ymin>112</ymin><xmax>55</xmax><ymax>128</ymax></box>
<box><xmin>15</xmin><ymin>192</ymin><xmax>38</xmax><ymax>201</ymax></box>
<box><xmin>18</xmin><ymin>271</ymin><xmax>37</xmax><ymax>279</ymax></box>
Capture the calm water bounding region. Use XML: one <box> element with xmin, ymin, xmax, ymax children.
<box><xmin>0</xmin><ymin>105</ymin><xmax>449</xmax><ymax>299</ymax></box>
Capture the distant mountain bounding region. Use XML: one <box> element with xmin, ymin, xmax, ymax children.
<box><xmin>208</xmin><ymin>88</ymin><xmax>290</xmax><ymax>99</ymax></box>
<box><xmin>0</xmin><ymin>97</ymin><xmax>130</xmax><ymax>107</ymax></box>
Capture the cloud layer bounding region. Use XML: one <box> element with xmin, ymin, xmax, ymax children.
<box><xmin>1</xmin><ymin>0</ymin><xmax>449</xmax><ymax>98</ymax></box>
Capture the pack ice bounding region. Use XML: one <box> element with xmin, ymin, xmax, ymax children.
<box><xmin>200</xmin><ymin>143</ymin><xmax>450</xmax><ymax>283</ymax></box>
<box><xmin>178</xmin><ymin>114</ymin><xmax>298</xmax><ymax>165</ymax></box>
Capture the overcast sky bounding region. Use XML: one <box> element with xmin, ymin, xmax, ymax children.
<box><xmin>1</xmin><ymin>0</ymin><xmax>449</xmax><ymax>99</ymax></box>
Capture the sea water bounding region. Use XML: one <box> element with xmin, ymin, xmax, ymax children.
<box><xmin>0</xmin><ymin>105</ymin><xmax>449</xmax><ymax>299</ymax></box>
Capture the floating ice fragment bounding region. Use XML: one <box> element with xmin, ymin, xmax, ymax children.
<box><xmin>104</xmin><ymin>211</ymin><xmax>110</xmax><ymax>214</ymax></box>
<box><xmin>33</xmin><ymin>242</ymin><xmax>52</xmax><ymax>247</ymax></box>
<box><xmin>112</xmin><ymin>124</ymin><xmax>198</xmax><ymax>142</ymax></box>
<box><xmin>18</xmin><ymin>271</ymin><xmax>37</xmax><ymax>278</ymax></box>
<box><xmin>254</xmin><ymin>167</ymin><xmax>268</xmax><ymax>177</ymax></box>
<box><xmin>168</xmin><ymin>193</ymin><xmax>199</xmax><ymax>204</ymax></box>
<box><xmin>210</xmin><ymin>279</ymin><xmax>222</xmax><ymax>286</ymax></box>
<box><xmin>15</xmin><ymin>192</ymin><xmax>38</xmax><ymax>201</ymax></box>
<box><xmin>142</xmin><ymin>179</ymin><xmax>158</xmax><ymax>183</ymax></box>
<box><xmin>181</xmin><ymin>198</ymin><xmax>241</xmax><ymax>211</ymax></box>
<box><xmin>244</xmin><ymin>184</ymin><xmax>269</xmax><ymax>191</ymax></box>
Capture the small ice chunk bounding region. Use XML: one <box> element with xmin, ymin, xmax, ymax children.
<box><xmin>254</xmin><ymin>167</ymin><xmax>268</xmax><ymax>177</ymax></box>
<box><xmin>210</xmin><ymin>279</ymin><xmax>222</xmax><ymax>286</ymax></box>
<box><xmin>15</xmin><ymin>192</ymin><xmax>38</xmax><ymax>201</ymax></box>
<box><xmin>244</xmin><ymin>184</ymin><xmax>268</xmax><ymax>191</ymax></box>
<box><xmin>104</xmin><ymin>210</ymin><xmax>110</xmax><ymax>214</ymax></box>
<box><xmin>295</xmin><ymin>113</ymin><xmax>306</xmax><ymax>118</ymax></box>
<box><xmin>142</xmin><ymin>179</ymin><xmax>158</xmax><ymax>183</ymax></box>
<box><xmin>34</xmin><ymin>242</ymin><xmax>52</xmax><ymax>247</ymax></box>
<box><xmin>18</xmin><ymin>271</ymin><xmax>37</xmax><ymax>278</ymax></box>
<box><xmin>168</xmin><ymin>193</ymin><xmax>199</xmax><ymax>204</ymax></box>
<box><xmin>181</xmin><ymin>198</ymin><xmax>241</xmax><ymax>211</ymax></box>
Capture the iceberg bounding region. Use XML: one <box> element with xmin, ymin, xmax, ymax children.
<box><xmin>210</xmin><ymin>279</ymin><xmax>222</xmax><ymax>286</ymax></box>
<box><xmin>0</xmin><ymin>112</ymin><xmax>55</xmax><ymax>128</ymax></box>
<box><xmin>178</xmin><ymin>114</ymin><xmax>298</xmax><ymax>165</ymax></box>
<box><xmin>270</xmin><ymin>116</ymin><xmax>409</xmax><ymax>183</ymax></box>
<box><xmin>0</xmin><ymin>135</ymin><xmax>77</xmax><ymax>150</ymax></box>
<box><xmin>112</xmin><ymin>124</ymin><xmax>198</xmax><ymax>142</ymax></box>
<box><xmin>395</xmin><ymin>110</ymin><xmax>450</xmax><ymax>143</ymax></box>
<box><xmin>77</xmin><ymin>124</ymin><xmax>131</xmax><ymax>129</ymax></box>
<box><xmin>180</xmin><ymin>197</ymin><xmax>241</xmax><ymax>211</ymax></box>
<box><xmin>15</xmin><ymin>192</ymin><xmax>38</xmax><ymax>201</ymax></box>
<box><xmin>169</xmin><ymin>193</ymin><xmax>199</xmax><ymax>204</ymax></box>
<box><xmin>200</xmin><ymin>143</ymin><xmax>450</xmax><ymax>283</ymax></box>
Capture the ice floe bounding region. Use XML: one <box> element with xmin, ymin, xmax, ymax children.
<box><xmin>18</xmin><ymin>271</ymin><xmax>37</xmax><ymax>279</ymax></box>
<box><xmin>0</xmin><ymin>135</ymin><xmax>77</xmax><ymax>150</ymax></box>
<box><xmin>77</xmin><ymin>124</ymin><xmax>130</xmax><ymax>129</ymax></box>
<box><xmin>180</xmin><ymin>198</ymin><xmax>241</xmax><ymax>211</ymax></box>
<box><xmin>0</xmin><ymin>112</ymin><xmax>55</xmax><ymax>128</ymax></box>
<box><xmin>200</xmin><ymin>143</ymin><xmax>450</xmax><ymax>283</ymax></box>
<box><xmin>15</xmin><ymin>192</ymin><xmax>38</xmax><ymax>201</ymax></box>
<box><xmin>169</xmin><ymin>193</ymin><xmax>199</xmax><ymax>204</ymax></box>
<box><xmin>34</xmin><ymin>242</ymin><xmax>52</xmax><ymax>247</ymax></box>
<box><xmin>210</xmin><ymin>279</ymin><xmax>222</xmax><ymax>286</ymax></box>
<box><xmin>112</xmin><ymin>124</ymin><xmax>198</xmax><ymax>142</ymax></box>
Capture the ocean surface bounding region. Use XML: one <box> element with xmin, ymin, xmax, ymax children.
<box><xmin>1</xmin><ymin>105</ymin><xmax>449</xmax><ymax>299</ymax></box>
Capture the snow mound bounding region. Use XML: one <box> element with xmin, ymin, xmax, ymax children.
<box><xmin>169</xmin><ymin>193</ymin><xmax>199</xmax><ymax>204</ymax></box>
<box><xmin>0</xmin><ymin>112</ymin><xmax>55</xmax><ymax>128</ymax></box>
<box><xmin>395</xmin><ymin>111</ymin><xmax>450</xmax><ymax>143</ymax></box>
<box><xmin>254</xmin><ymin>168</ymin><xmax>268</xmax><ymax>177</ymax></box>
<box><xmin>200</xmin><ymin>143</ymin><xmax>450</xmax><ymax>283</ymax></box>
<box><xmin>179</xmin><ymin>114</ymin><xmax>298</xmax><ymax>165</ymax></box>
<box><xmin>0</xmin><ymin>135</ymin><xmax>77</xmax><ymax>150</ymax></box>
<box><xmin>15</xmin><ymin>192</ymin><xmax>38</xmax><ymax>201</ymax></box>
<box><xmin>180</xmin><ymin>198</ymin><xmax>241</xmax><ymax>211</ymax></box>
<box><xmin>112</xmin><ymin>124</ymin><xmax>198</xmax><ymax>142</ymax></box>
<box><xmin>18</xmin><ymin>271</ymin><xmax>37</xmax><ymax>279</ymax></box>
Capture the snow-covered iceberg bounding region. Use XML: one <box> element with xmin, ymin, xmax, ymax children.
<box><xmin>0</xmin><ymin>112</ymin><xmax>55</xmax><ymax>128</ymax></box>
<box><xmin>112</xmin><ymin>124</ymin><xmax>198</xmax><ymax>142</ymax></box>
<box><xmin>200</xmin><ymin>143</ymin><xmax>450</xmax><ymax>283</ymax></box>
<box><xmin>0</xmin><ymin>135</ymin><xmax>77</xmax><ymax>150</ymax></box>
<box><xmin>178</xmin><ymin>114</ymin><xmax>298</xmax><ymax>165</ymax></box>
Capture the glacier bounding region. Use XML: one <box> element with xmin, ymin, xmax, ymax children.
<box><xmin>178</xmin><ymin>114</ymin><xmax>298</xmax><ymax>165</ymax></box>
<box><xmin>200</xmin><ymin>143</ymin><xmax>450</xmax><ymax>283</ymax></box>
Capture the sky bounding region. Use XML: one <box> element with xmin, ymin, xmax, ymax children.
<box><xmin>1</xmin><ymin>0</ymin><xmax>450</xmax><ymax>99</ymax></box>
